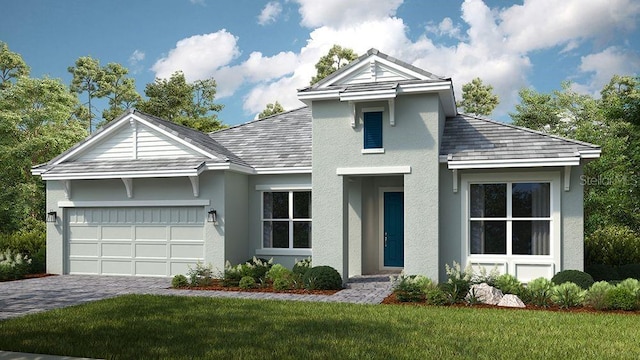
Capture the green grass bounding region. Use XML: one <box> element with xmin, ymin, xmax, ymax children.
<box><xmin>1</xmin><ymin>295</ymin><xmax>639</xmax><ymax>359</ymax></box>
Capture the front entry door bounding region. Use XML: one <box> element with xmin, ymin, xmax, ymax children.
<box><xmin>384</xmin><ymin>192</ymin><xmax>404</xmax><ymax>267</ymax></box>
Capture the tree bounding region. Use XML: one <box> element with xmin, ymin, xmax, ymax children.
<box><xmin>310</xmin><ymin>45</ymin><xmax>358</xmax><ymax>85</ymax></box>
<box><xmin>258</xmin><ymin>101</ymin><xmax>285</xmax><ymax>119</ymax></box>
<box><xmin>68</xmin><ymin>56</ymin><xmax>102</xmax><ymax>132</ymax></box>
<box><xmin>0</xmin><ymin>42</ymin><xmax>30</xmax><ymax>89</ymax></box>
<box><xmin>0</xmin><ymin>76</ymin><xmax>87</xmax><ymax>232</ymax></box>
<box><xmin>138</xmin><ymin>71</ymin><xmax>225</xmax><ymax>132</ymax></box>
<box><xmin>97</xmin><ymin>63</ymin><xmax>141</xmax><ymax>124</ymax></box>
<box><xmin>509</xmin><ymin>77</ymin><xmax>640</xmax><ymax>235</ymax></box>
<box><xmin>457</xmin><ymin>77</ymin><xmax>499</xmax><ymax>116</ymax></box>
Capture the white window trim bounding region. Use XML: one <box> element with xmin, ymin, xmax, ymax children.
<box><xmin>461</xmin><ymin>171</ymin><xmax>561</xmax><ymax>277</ymax></box>
<box><xmin>361</xmin><ymin>148</ymin><xmax>385</xmax><ymax>154</ymax></box>
<box><xmin>260</xmin><ymin>189</ymin><xmax>312</xmax><ymax>251</ymax></box>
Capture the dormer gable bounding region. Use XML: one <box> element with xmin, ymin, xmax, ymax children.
<box><xmin>298</xmin><ymin>49</ymin><xmax>457</xmax><ymax>126</ymax></box>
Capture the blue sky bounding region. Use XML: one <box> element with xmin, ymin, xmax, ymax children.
<box><xmin>2</xmin><ymin>0</ymin><xmax>639</xmax><ymax>126</ymax></box>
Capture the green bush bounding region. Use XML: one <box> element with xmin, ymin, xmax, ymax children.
<box><xmin>242</xmin><ymin>257</ymin><xmax>273</xmax><ymax>281</ymax></box>
<box><xmin>425</xmin><ymin>287</ymin><xmax>450</xmax><ymax>306</ymax></box>
<box><xmin>585</xmin><ymin>225</ymin><xmax>640</xmax><ymax>266</ymax></box>
<box><xmin>584</xmin><ymin>281</ymin><xmax>614</xmax><ymax>310</ymax></box>
<box><xmin>617</xmin><ymin>264</ymin><xmax>640</xmax><ymax>280</ymax></box>
<box><xmin>303</xmin><ymin>266</ymin><xmax>342</xmax><ymax>290</ymax></box>
<box><xmin>617</xmin><ymin>278</ymin><xmax>640</xmax><ymax>299</ymax></box>
<box><xmin>0</xmin><ymin>224</ymin><xmax>46</xmax><ymax>274</ymax></box>
<box><xmin>585</xmin><ymin>264</ymin><xmax>621</xmax><ymax>281</ymax></box>
<box><xmin>239</xmin><ymin>276</ymin><xmax>256</xmax><ymax>289</ymax></box>
<box><xmin>526</xmin><ymin>277</ymin><xmax>554</xmax><ymax>307</ymax></box>
<box><xmin>0</xmin><ymin>248</ymin><xmax>31</xmax><ymax>281</ymax></box>
<box><xmin>551</xmin><ymin>282</ymin><xmax>585</xmax><ymax>309</ymax></box>
<box><xmin>551</xmin><ymin>270</ymin><xmax>594</xmax><ymax>290</ymax></box>
<box><xmin>494</xmin><ymin>274</ymin><xmax>525</xmax><ymax>296</ymax></box>
<box><xmin>392</xmin><ymin>274</ymin><xmax>433</xmax><ymax>302</ymax></box>
<box><xmin>273</xmin><ymin>277</ymin><xmax>293</xmax><ymax>291</ymax></box>
<box><xmin>266</xmin><ymin>264</ymin><xmax>293</xmax><ymax>282</ymax></box>
<box><xmin>606</xmin><ymin>286</ymin><xmax>638</xmax><ymax>311</ymax></box>
<box><xmin>187</xmin><ymin>262</ymin><xmax>216</xmax><ymax>287</ymax></box>
<box><xmin>292</xmin><ymin>257</ymin><xmax>311</xmax><ymax>278</ymax></box>
<box><xmin>443</xmin><ymin>262</ymin><xmax>473</xmax><ymax>303</ymax></box>
<box><xmin>171</xmin><ymin>274</ymin><xmax>189</xmax><ymax>288</ymax></box>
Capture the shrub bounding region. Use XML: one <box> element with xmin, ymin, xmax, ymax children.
<box><xmin>273</xmin><ymin>277</ymin><xmax>293</xmax><ymax>291</ymax></box>
<box><xmin>0</xmin><ymin>224</ymin><xmax>46</xmax><ymax>274</ymax></box>
<box><xmin>584</xmin><ymin>281</ymin><xmax>614</xmax><ymax>310</ymax></box>
<box><xmin>551</xmin><ymin>270</ymin><xmax>594</xmax><ymax>290</ymax></box>
<box><xmin>617</xmin><ymin>278</ymin><xmax>640</xmax><ymax>301</ymax></box>
<box><xmin>266</xmin><ymin>264</ymin><xmax>293</xmax><ymax>282</ymax></box>
<box><xmin>243</xmin><ymin>257</ymin><xmax>273</xmax><ymax>281</ymax></box>
<box><xmin>171</xmin><ymin>274</ymin><xmax>189</xmax><ymax>288</ymax></box>
<box><xmin>617</xmin><ymin>264</ymin><xmax>640</xmax><ymax>280</ymax></box>
<box><xmin>0</xmin><ymin>248</ymin><xmax>32</xmax><ymax>281</ymax></box>
<box><xmin>187</xmin><ymin>262</ymin><xmax>216</xmax><ymax>287</ymax></box>
<box><xmin>585</xmin><ymin>225</ymin><xmax>640</xmax><ymax>266</ymax></box>
<box><xmin>494</xmin><ymin>274</ymin><xmax>525</xmax><ymax>296</ymax></box>
<box><xmin>551</xmin><ymin>282</ymin><xmax>585</xmax><ymax>309</ymax></box>
<box><xmin>526</xmin><ymin>277</ymin><xmax>554</xmax><ymax>307</ymax></box>
<box><xmin>585</xmin><ymin>264</ymin><xmax>621</xmax><ymax>281</ymax></box>
<box><xmin>606</xmin><ymin>286</ymin><xmax>638</xmax><ymax>311</ymax></box>
<box><xmin>222</xmin><ymin>262</ymin><xmax>243</xmax><ymax>287</ymax></box>
<box><xmin>239</xmin><ymin>276</ymin><xmax>256</xmax><ymax>289</ymax></box>
<box><xmin>392</xmin><ymin>274</ymin><xmax>433</xmax><ymax>302</ymax></box>
<box><xmin>443</xmin><ymin>262</ymin><xmax>473</xmax><ymax>303</ymax></box>
<box><xmin>425</xmin><ymin>287</ymin><xmax>449</xmax><ymax>306</ymax></box>
<box><xmin>471</xmin><ymin>266</ymin><xmax>500</xmax><ymax>286</ymax></box>
<box><xmin>303</xmin><ymin>266</ymin><xmax>342</xmax><ymax>290</ymax></box>
<box><xmin>293</xmin><ymin>257</ymin><xmax>311</xmax><ymax>278</ymax></box>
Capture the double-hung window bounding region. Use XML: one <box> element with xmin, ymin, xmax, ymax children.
<box><xmin>262</xmin><ymin>191</ymin><xmax>311</xmax><ymax>249</ymax></box>
<box><xmin>469</xmin><ymin>182</ymin><xmax>551</xmax><ymax>256</ymax></box>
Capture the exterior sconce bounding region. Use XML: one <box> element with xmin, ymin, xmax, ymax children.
<box><xmin>207</xmin><ymin>209</ymin><xmax>218</xmax><ymax>225</ymax></box>
<box><xmin>46</xmin><ymin>210</ymin><xmax>57</xmax><ymax>223</ymax></box>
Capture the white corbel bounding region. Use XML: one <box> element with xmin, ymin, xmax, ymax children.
<box><xmin>63</xmin><ymin>180</ymin><xmax>71</xmax><ymax>199</ymax></box>
<box><xmin>189</xmin><ymin>176</ymin><xmax>199</xmax><ymax>197</ymax></box>
<box><xmin>452</xmin><ymin>169</ymin><xmax>459</xmax><ymax>193</ymax></box>
<box><xmin>388</xmin><ymin>99</ymin><xmax>395</xmax><ymax>126</ymax></box>
<box><xmin>122</xmin><ymin>178</ymin><xmax>133</xmax><ymax>198</ymax></box>
<box><xmin>564</xmin><ymin>166</ymin><xmax>571</xmax><ymax>191</ymax></box>
<box><xmin>350</xmin><ymin>102</ymin><xmax>356</xmax><ymax>128</ymax></box>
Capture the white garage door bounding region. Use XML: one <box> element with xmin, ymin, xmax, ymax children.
<box><xmin>66</xmin><ymin>207</ymin><xmax>205</xmax><ymax>277</ymax></box>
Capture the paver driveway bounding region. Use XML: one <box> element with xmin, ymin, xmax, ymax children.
<box><xmin>0</xmin><ymin>274</ymin><xmax>392</xmax><ymax>320</ymax></box>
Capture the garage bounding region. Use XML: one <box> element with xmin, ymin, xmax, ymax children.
<box><xmin>66</xmin><ymin>206</ymin><xmax>205</xmax><ymax>277</ymax></box>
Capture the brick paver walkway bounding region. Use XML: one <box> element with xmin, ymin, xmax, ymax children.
<box><xmin>0</xmin><ymin>274</ymin><xmax>393</xmax><ymax>321</ymax></box>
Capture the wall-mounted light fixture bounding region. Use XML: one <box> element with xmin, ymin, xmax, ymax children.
<box><xmin>46</xmin><ymin>210</ymin><xmax>57</xmax><ymax>223</ymax></box>
<box><xmin>207</xmin><ymin>209</ymin><xmax>218</xmax><ymax>225</ymax></box>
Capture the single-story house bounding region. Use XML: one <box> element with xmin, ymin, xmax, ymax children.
<box><xmin>33</xmin><ymin>49</ymin><xmax>601</xmax><ymax>282</ymax></box>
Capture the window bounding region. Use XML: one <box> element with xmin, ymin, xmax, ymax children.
<box><xmin>262</xmin><ymin>191</ymin><xmax>311</xmax><ymax>249</ymax></box>
<box><xmin>470</xmin><ymin>182</ymin><xmax>551</xmax><ymax>256</ymax></box>
<box><xmin>363</xmin><ymin>111</ymin><xmax>383</xmax><ymax>149</ymax></box>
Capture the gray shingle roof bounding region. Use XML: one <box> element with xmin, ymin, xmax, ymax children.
<box><xmin>41</xmin><ymin>158</ymin><xmax>210</xmax><ymax>178</ymax></box>
<box><xmin>210</xmin><ymin>107</ymin><xmax>312</xmax><ymax>169</ymax></box>
<box><xmin>440</xmin><ymin>114</ymin><xmax>600</xmax><ymax>161</ymax></box>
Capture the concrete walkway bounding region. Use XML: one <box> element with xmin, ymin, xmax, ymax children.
<box><xmin>0</xmin><ymin>274</ymin><xmax>393</xmax><ymax>321</ymax></box>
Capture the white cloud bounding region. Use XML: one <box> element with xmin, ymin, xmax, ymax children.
<box><xmin>573</xmin><ymin>47</ymin><xmax>640</xmax><ymax>95</ymax></box>
<box><xmin>151</xmin><ymin>30</ymin><xmax>240</xmax><ymax>82</ymax></box>
<box><xmin>426</xmin><ymin>17</ymin><xmax>464</xmax><ymax>40</ymax></box>
<box><xmin>294</xmin><ymin>0</ymin><xmax>403</xmax><ymax>28</ymax></box>
<box><xmin>128</xmin><ymin>49</ymin><xmax>145</xmax><ymax>65</ymax></box>
<box><xmin>189</xmin><ymin>0</ymin><xmax>206</xmax><ymax>6</ymax></box>
<box><xmin>258</xmin><ymin>1</ymin><xmax>282</xmax><ymax>25</ymax></box>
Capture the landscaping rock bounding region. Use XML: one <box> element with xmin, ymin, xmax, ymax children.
<box><xmin>467</xmin><ymin>283</ymin><xmax>504</xmax><ymax>305</ymax></box>
<box><xmin>498</xmin><ymin>294</ymin><xmax>526</xmax><ymax>308</ymax></box>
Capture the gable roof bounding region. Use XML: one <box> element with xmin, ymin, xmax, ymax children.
<box><xmin>440</xmin><ymin>114</ymin><xmax>601</xmax><ymax>169</ymax></box>
<box><xmin>210</xmin><ymin>107</ymin><xmax>312</xmax><ymax>173</ymax></box>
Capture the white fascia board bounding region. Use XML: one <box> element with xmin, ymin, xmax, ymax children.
<box><xmin>578</xmin><ymin>149</ymin><xmax>602</xmax><ymax>158</ymax></box>
<box><xmin>336</xmin><ymin>166</ymin><xmax>411</xmax><ymax>175</ymax></box>
<box><xmin>58</xmin><ymin>199</ymin><xmax>210</xmax><ymax>208</ymax></box>
<box><xmin>52</xmin><ymin>117</ymin><xmax>130</xmax><ymax>165</ymax></box>
<box><xmin>254</xmin><ymin>167</ymin><xmax>312</xmax><ymax>174</ymax></box>
<box><xmin>41</xmin><ymin>168</ymin><xmax>204</xmax><ymax>181</ymax></box>
<box><xmin>297</xmin><ymin>89</ymin><xmax>340</xmax><ymax>102</ymax></box>
<box><xmin>339</xmin><ymin>89</ymin><xmax>397</xmax><ymax>102</ymax></box>
<box><xmin>132</xmin><ymin>115</ymin><xmax>220</xmax><ymax>160</ymax></box>
<box><xmin>255</xmin><ymin>184</ymin><xmax>311</xmax><ymax>191</ymax></box>
<box><xmin>447</xmin><ymin>157</ymin><xmax>581</xmax><ymax>170</ymax></box>
<box><xmin>203</xmin><ymin>163</ymin><xmax>255</xmax><ymax>175</ymax></box>
<box><xmin>397</xmin><ymin>81</ymin><xmax>452</xmax><ymax>93</ymax></box>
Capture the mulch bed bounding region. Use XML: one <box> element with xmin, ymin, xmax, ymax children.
<box><xmin>175</xmin><ymin>280</ymin><xmax>340</xmax><ymax>295</ymax></box>
<box><xmin>381</xmin><ymin>293</ymin><xmax>640</xmax><ymax>315</ymax></box>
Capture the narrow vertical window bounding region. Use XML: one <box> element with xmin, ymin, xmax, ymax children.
<box><xmin>363</xmin><ymin>111</ymin><xmax>383</xmax><ymax>149</ymax></box>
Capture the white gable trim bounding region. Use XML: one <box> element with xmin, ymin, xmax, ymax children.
<box><xmin>52</xmin><ymin>113</ymin><xmax>220</xmax><ymax>165</ymax></box>
<box><xmin>318</xmin><ymin>55</ymin><xmax>431</xmax><ymax>88</ymax></box>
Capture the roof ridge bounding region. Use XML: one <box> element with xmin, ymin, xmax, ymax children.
<box><xmin>210</xmin><ymin>106</ymin><xmax>309</xmax><ymax>134</ymax></box>
<box><xmin>457</xmin><ymin>113</ymin><xmax>600</xmax><ymax>149</ymax></box>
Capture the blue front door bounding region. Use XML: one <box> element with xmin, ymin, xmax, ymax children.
<box><xmin>384</xmin><ymin>192</ymin><xmax>404</xmax><ymax>267</ymax></box>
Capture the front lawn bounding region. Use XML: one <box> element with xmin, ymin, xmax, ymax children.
<box><xmin>0</xmin><ymin>295</ymin><xmax>638</xmax><ymax>359</ymax></box>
